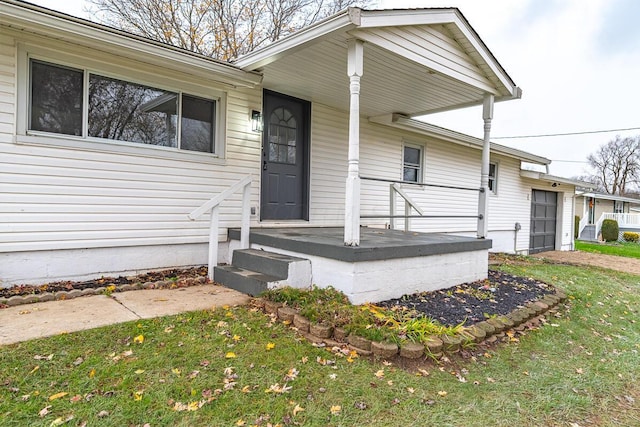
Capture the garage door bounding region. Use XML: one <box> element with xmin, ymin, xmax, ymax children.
<box><xmin>529</xmin><ymin>190</ymin><xmax>557</xmax><ymax>254</ymax></box>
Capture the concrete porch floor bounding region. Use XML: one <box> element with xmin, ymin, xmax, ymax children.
<box><xmin>229</xmin><ymin>227</ymin><xmax>491</xmax><ymax>261</ymax></box>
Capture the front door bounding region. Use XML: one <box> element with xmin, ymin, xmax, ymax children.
<box><xmin>260</xmin><ymin>91</ymin><xmax>310</xmax><ymax>220</ymax></box>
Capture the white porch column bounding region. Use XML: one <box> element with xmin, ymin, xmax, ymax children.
<box><xmin>477</xmin><ymin>94</ymin><xmax>494</xmax><ymax>238</ymax></box>
<box><xmin>344</xmin><ymin>39</ymin><xmax>364</xmax><ymax>246</ymax></box>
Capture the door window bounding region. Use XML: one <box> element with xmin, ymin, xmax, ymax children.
<box><xmin>268</xmin><ymin>107</ymin><xmax>297</xmax><ymax>164</ymax></box>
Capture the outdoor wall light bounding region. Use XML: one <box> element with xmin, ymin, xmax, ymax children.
<box><xmin>251</xmin><ymin>110</ymin><xmax>263</xmax><ymax>132</ymax></box>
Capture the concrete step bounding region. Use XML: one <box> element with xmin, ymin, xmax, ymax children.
<box><xmin>213</xmin><ymin>265</ymin><xmax>283</xmax><ymax>296</ymax></box>
<box><xmin>231</xmin><ymin>248</ymin><xmax>311</xmax><ymax>289</ymax></box>
<box><xmin>215</xmin><ymin>248</ymin><xmax>312</xmax><ymax>295</ymax></box>
<box><xmin>232</xmin><ymin>248</ymin><xmax>307</xmax><ymax>279</ymax></box>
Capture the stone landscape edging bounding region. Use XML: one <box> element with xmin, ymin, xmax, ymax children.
<box><xmin>256</xmin><ymin>287</ymin><xmax>568</xmax><ymax>360</ymax></box>
<box><xmin>0</xmin><ymin>277</ymin><xmax>208</xmax><ymax>308</ymax></box>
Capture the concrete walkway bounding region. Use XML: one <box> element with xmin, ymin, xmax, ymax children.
<box><xmin>0</xmin><ymin>285</ymin><xmax>250</xmax><ymax>346</ymax></box>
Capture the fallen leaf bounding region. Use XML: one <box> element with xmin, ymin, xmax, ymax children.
<box><xmin>134</xmin><ymin>335</ymin><xmax>144</xmax><ymax>344</ymax></box>
<box><xmin>236</xmin><ymin>420</ymin><xmax>246</xmax><ymax>426</ymax></box>
<box><xmin>49</xmin><ymin>392</ymin><xmax>69</xmax><ymax>401</ymax></box>
<box><xmin>576</xmin><ymin>368</ymin><xmax>584</xmax><ymax>374</ymax></box>
<box><xmin>134</xmin><ymin>391</ymin><xmax>144</xmax><ymax>401</ymax></box>
<box><xmin>487</xmin><ymin>377</ymin><xmax>496</xmax><ymax>383</ymax></box>
<box><xmin>97</xmin><ymin>410</ymin><xmax>109</xmax><ymax>418</ymax></box>
<box><xmin>39</xmin><ymin>405</ymin><xmax>52</xmax><ymax>417</ymax></box>
<box><xmin>437</xmin><ymin>391</ymin><xmax>448</xmax><ymax>397</ymax></box>
<box><xmin>407</xmin><ymin>387</ymin><xmax>415</xmax><ymax>394</ymax></box>
<box><xmin>70</xmin><ymin>395</ymin><xmax>82</xmax><ymax>403</ymax></box>
<box><xmin>293</xmin><ymin>404</ymin><xmax>305</xmax><ymax>416</ymax></box>
<box><xmin>266</xmin><ymin>342</ymin><xmax>276</xmax><ymax>351</ymax></box>
<box><xmin>172</xmin><ymin>368</ymin><xmax>181</xmax><ymax>376</ymax></box>
<box><xmin>135</xmin><ymin>369</ymin><xmax>145</xmax><ymax>375</ymax></box>
<box><xmin>88</xmin><ymin>368</ymin><xmax>96</xmax><ymax>378</ymax></box>
<box><xmin>417</xmin><ymin>369</ymin><xmax>430</xmax><ymax>377</ymax></box>
<box><xmin>73</xmin><ymin>357</ymin><xmax>84</xmax><ymax>366</ymax></box>
<box><xmin>374</xmin><ymin>369</ymin><xmax>385</xmax><ymax>379</ymax></box>
<box><xmin>330</xmin><ymin>405</ymin><xmax>341</xmax><ymax>415</ymax></box>
<box><xmin>29</xmin><ymin>365</ymin><xmax>40</xmax><ymax>375</ymax></box>
<box><xmin>225</xmin><ymin>352</ymin><xmax>237</xmax><ymax>359</ymax></box>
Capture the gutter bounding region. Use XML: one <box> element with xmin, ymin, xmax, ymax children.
<box><xmin>369</xmin><ymin>114</ymin><xmax>551</xmax><ymax>165</ymax></box>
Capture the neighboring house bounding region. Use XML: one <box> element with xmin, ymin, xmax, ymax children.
<box><xmin>0</xmin><ymin>1</ymin><xmax>582</xmax><ymax>302</ymax></box>
<box><xmin>576</xmin><ymin>192</ymin><xmax>640</xmax><ymax>241</ymax></box>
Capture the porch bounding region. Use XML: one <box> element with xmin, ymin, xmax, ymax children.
<box><xmin>578</xmin><ymin>213</ymin><xmax>640</xmax><ymax>242</ymax></box>
<box><xmin>222</xmin><ymin>227</ymin><xmax>491</xmax><ymax>305</ymax></box>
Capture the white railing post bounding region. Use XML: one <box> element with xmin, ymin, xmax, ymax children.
<box><xmin>404</xmin><ymin>200</ymin><xmax>410</xmax><ymax>232</ymax></box>
<box><xmin>389</xmin><ymin>184</ymin><xmax>397</xmax><ymax>230</ymax></box>
<box><xmin>208</xmin><ymin>205</ymin><xmax>220</xmax><ymax>281</ymax></box>
<box><xmin>188</xmin><ymin>175</ymin><xmax>253</xmax><ymax>282</ymax></box>
<box><xmin>241</xmin><ymin>181</ymin><xmax>251</xmax><ymax>249</ymax></box>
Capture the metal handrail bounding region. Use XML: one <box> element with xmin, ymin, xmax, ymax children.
<box><xmin>188</xmin><ymin>175</ymin><xmax>252</xmax><ymax>280</ymax></box>
<box><xmin>360</xmin><ymin>175</ymin><xmax>481</xmax><ymax>193</ymax></box>
<box><xmin>362</xmin><ymin>176</ymin><xmax>481</xmax><ymax>232</ymax></box>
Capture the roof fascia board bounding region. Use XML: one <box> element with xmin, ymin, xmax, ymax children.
<box><xmin>408</xmin><ymin>86</ymin><xmax>522</xmax><ymax>117</ymax></box>
<box><xmin>369</xmin><ymin>114</ymin><xmax>550</xmax><ymax>165</ymax></box>
<box><xmin>1</xmin><ymin>0</ymin><xmax>262</xmax><ymax>87</ymax></box>
<box><xmin>359</xmin><ymin>8</ymin><xmax>518</xmax><ymax>97</ymax></box>
<box><xmin>520</xmin><ymin>171</ymin><xmax>591</xmax><ymax>188</ymax></box>
<box><xmin>580</xmin><ymin>192</ymin><xmax>640</xmax><ymax>203</ymax></box>
<box><xmin>234</xmin><ymin>8</ymin><xmax>358</xmax><ymax>69</ymax></box>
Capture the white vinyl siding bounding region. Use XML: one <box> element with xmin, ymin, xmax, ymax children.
<box><xmin>0</xmin><ymin>31</ymin><xmax>262</xmax><ymax>254</ymax></box>
<box><xmin>0</xmin><ymin>34</ymin><xmax>15</xmax><ymax>142</ymax></box>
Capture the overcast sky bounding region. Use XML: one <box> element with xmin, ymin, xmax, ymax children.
<box><xmin>29</xmin><ymin>0</ymin><xmax>640</xmax><ymax>179</ymax></box>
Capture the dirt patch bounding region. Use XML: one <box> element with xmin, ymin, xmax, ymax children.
<box><xmin>530</xmin><ymin>251</ymin><xmax>640</xmax><ymax>275</ymax></box>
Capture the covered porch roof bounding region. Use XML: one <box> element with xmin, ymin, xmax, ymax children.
<box><xmin>235</xmin><ymin>7</ymin><xmax>521</xmax><ymax>118</ymax></box>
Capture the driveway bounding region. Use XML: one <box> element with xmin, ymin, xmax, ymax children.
<box><xmin>531</xmin><ymin>250</ymin><xmax>640</xmax><ymax>275</ymax></box>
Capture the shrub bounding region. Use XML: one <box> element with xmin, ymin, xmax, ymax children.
<box><xmin>601</xmin><ymin>219</ymin><xmax>619</xmax><ymax>242</ymax></box>
<box><xmin>623</xmin><ymin>231</ymin><xmax>639</xmax><ymax>243</ymax></box>
<box><xmin>574</xmin><ymin>215</ymin><xmax>580</xmax><ymax>239</ymax></box>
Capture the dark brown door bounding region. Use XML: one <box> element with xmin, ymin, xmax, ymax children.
<box><xmin>529</xmin><ymin>190</ymin><xmax>557</xmax><ymax>254</ymax></box>
<box><xmin>260</xmin><ymin>91</ymin><xmax>310</xmax><ymax>220</ymax></box>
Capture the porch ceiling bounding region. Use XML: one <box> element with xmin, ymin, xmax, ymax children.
<box><xmin>237</xmin><ymin>8</ymin><xmax>521</xmax><ymax>118</ymax></box>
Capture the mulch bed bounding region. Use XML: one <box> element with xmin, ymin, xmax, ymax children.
<box><xmin>377</xmin><ymin>270</ymin><xmax>555</xmax><ymax>327</ymax></box>
<box><xmin>0</xmin><ymin>267</ymin><xmax>208</xmax><ymax>299</ymax></box>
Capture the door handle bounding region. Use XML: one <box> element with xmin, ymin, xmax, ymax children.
<box><xmin>263</xmin><ymin>160</ymin><xmax>267</xmax><ymax>171</ymax></box>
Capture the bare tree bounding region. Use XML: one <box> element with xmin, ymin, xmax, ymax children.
<box><xmin>586</xmin><ymin>136</ymin><xmax>640</xmax><ymax>195</ymax></box>
<box><xmin>87</xmin><ymin>0</ymin><xmax>373</xmax><ymax>61</ymax></box>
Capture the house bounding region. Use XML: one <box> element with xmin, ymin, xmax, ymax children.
<box><xmin>0</xmin><ymin>1</ymin><xmax>581</xmax><ymax>303</ymax></box>
<box><xmin>576</xmin><ymin>192</ymin><xmax>640</xmax><ymax>241</ymax></box>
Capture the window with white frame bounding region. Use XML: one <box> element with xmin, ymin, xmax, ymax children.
<box><xmin>488</xmin><ymin>162</ymin><xmax>498</xmax><ymax>194</ymax></box>
<box><xmin>403</xmin><ymin>144</ymin><xmax>423</xmax><ymax>183</ymax></box>
<box><xmin>29</xmin><ymin>59</ymin><xmax>217</xmax><ymax>153</ymax></box>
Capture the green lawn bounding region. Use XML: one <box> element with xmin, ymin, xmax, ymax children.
<box><xmin>1</xmin><ymin>261</ymin><xmax>639</xmax><ymax>426</ymax></box>
<box><xmin>576</xmin><ymin>240</ymin><xmax>640</xmax><ymax>259</ymax></box>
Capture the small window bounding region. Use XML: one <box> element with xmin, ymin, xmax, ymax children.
<box><xmin>181</xmin><ymin>95</ymin><xmax>215</xmax><ymax>153</ymax></box>
<box><xmin>488</xmin><ymin>162</ymin><xmax>497</xmax><ymax>193</ymax></box>
<box><xmin>403</xmin><ymin>145</ymin><xmax>422</xmax><ymax>183</ymax></box>
<box><xmin>30</xmin><ymin>60</ymin><xmax>83</xmax><ymax>136</ymax></box>
<box><xmin>614</xmin><ymin>200</ymin><xmax>624</xmax><ymax>213</ymax></box>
